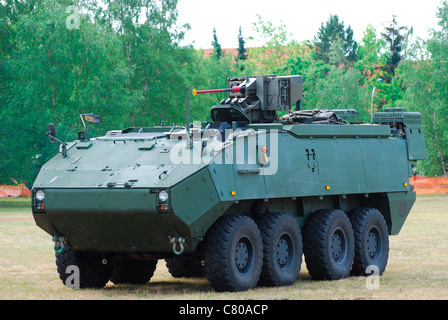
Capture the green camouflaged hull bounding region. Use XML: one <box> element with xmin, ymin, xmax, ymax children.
<box><xmin>32</xmin><ymin>110</ymin><xmax>425</xmax><ymax>253</ymax></box>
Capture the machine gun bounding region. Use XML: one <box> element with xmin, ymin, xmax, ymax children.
<box><xmin>193</xmin><ymin>75</ymin><xmax>303</xmax><ymax>123</ymax></box>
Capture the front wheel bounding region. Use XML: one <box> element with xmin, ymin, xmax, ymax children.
<box><xmin>204</xmin><ymin>215</ymin><xmax>263</xmax><ymax>292</ymax></box>
<box><xmin>55</xmin><ymin>245</ymin><xmax>111</xmax><ymax>289</ymax></box>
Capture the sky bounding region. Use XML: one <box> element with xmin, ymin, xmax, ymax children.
<box><xmin>176</xmin><ymin>0</ymin><xmax>443</xmax><ymax>49</ymax></box>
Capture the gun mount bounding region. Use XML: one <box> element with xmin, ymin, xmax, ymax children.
<box><xmin>194</xmin><ymin>75</ymin><xmax>303</xmax><ymax>123</ymax></box>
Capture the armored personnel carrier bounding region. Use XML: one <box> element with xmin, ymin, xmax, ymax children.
<box><xmin>31</xmin><ymin>75</ymin><xmax>426</xmax><ymax>291</ymax></box>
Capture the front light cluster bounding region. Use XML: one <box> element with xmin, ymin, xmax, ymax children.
<box><xmin>158</xmin><ymin>190</ymin><xmax>170</xmax><ymax>212</ymax></box>
<box><xmin>34</xmin><ymin>190</ymin><xmax>46</xmax><ymax>211</ymax></box>
<box><xmin>158</xmin><ymin>190</ymin><xmax>169</xmax><ymax>202</ymax></box>
<box><xmin>36</xmin><ymin>190</ymin><xmax>45</xmax><ymax>201</ymax></box>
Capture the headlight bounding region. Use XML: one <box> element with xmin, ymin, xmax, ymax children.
<box><xmin>35</xmin><ymin>190</ymin><xmax>45</xmax><ymax>201</ymax></box>
<box><xmin>158</xmin><ymin>190</ymin><xmax>169</xmax><ymax>202</ymax></box>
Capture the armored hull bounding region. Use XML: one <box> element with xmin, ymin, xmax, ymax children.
<box><xmin>33</xmin><ymin>118</ymin><xmax>421</xmax><ymax>248</ymax></box>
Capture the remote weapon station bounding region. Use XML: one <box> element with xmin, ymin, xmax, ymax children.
<box><xmin>32</xmin><ymin>75</ymin><xmax>426</xmax><ymax>291</ymax></box>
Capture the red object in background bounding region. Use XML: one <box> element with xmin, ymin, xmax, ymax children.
<box><xmin>0</xmin><ymin>184</ymin><xmax>32</xmax><ymax>198</ymax></box>
<box><xmin>412</xmin><ymin>176</ymin><xmax>448</xmax><ymax>195</ymax></box>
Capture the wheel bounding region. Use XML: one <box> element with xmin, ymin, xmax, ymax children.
<box><xmin>55</xmin><ymin>245</ymin><xmax>110</xmax><ymax>289</ymax></box>
<box><xmin>109</xmin><ymin>255</ymin><xmax>157</xmax><ymax>284</ymax></box>
<box><xmin>258</xmin><ymin>212</ymin><xmax>302</xmax><ymax>287</ymax></box>
<box><xmin>204</xmin><ymin>215</ymin><xmax>263</xmax><ymax>292</ymax></box>
<box><xmin>165</xmin><ymin>256</ymin><xmax>205</xmax><ymax>278</ymax></box>
<box><xmin>348</xmin><ymin>207</ymin><xmax>389</xmax><ymax>276</ymax></box>
<box><xmin>303</xmin><ymin>209</ymin><xmax>355</xmax><ymax>280</ymax></box>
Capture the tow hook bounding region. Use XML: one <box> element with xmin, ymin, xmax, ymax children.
<box><xmin>169</xmin><ymin>236</ymin><xmax>185</xmax><ymax>255</ymax></box>
<box><xmin>53</xmin><ymin>236</ymin><xmax>67</xmax><ymax>253</ymax></box>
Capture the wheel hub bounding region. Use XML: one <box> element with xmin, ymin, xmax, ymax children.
<box><xmin>367</xmin><ymin>230</ymin><xmax>378</xmax><ymax>258</ymax></box>
<box><xmin>330</xmin><ymin>229</ymin><xmax>346</xmax><ymax>263</ymax></box>
<box><xmin>276</xmin><ymin>238</ymin><xmax>289</xmax><ymax>266</ymax></box>
<box><xmin>235</xmin><ymin>240</ymin><xmax>250</xmax><ymax>272</ymax></box>
<box><xmin>331</xmin><ymin>234</ymin><xmax>342</xmax><ymax>260</ymax></box>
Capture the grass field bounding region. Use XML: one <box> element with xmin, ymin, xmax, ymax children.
<box><xmin>0</xmin><ymin>195</ymin><xmax>447</xmax><ymax>300</ymax></box>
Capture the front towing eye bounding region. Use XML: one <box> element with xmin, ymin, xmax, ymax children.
<box><xmin>53</xmin><ymin>236</ymin><xmax>67</xmax><ymax>253</ymax></box>
<box><xmin>169</xmin><ymin>236</ymin><xmax>185</xmax><ymax>255</ymax></box>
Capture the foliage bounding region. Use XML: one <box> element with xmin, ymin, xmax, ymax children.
<box><xmin>0</xmin><ymin>0</ymin><xmax>447</xmax><ymax>184</ymax></box>
<box><xmin>211</xmin><ymin>27</ymin><xmax>222</xmax><ymax>59</ymax></box>
<box><xmin>314</xmin><ymin>14</ymin><xmax>358</xmax><ymax>65</ymax></box>
<box><xmin>247</xmin><ymin>14</ymin><xmax>296</xmax><ymax>74</ymax></box>
<box><xmin>237</xmin><ymin>26</ymin><xmax>247</xmax><ymax>61</ymax></box>
<box><xmin>396</xmin><ymin>1</ymin><xmax>448</xmax><ymax>176</ymax></box>
<box><xmin>0</xmin><ymin>0</ymin><xmax>196</xmax><ymax>185</ymax></box>
<box><xmin>381</xmin><ymin>15</ymin><xmax>407</xmax><ymax>78</ymax></box>
<box><xmin>236</xmin><ymin>26</ymin><xmax>247</xmax><ymax>71</ymax></box>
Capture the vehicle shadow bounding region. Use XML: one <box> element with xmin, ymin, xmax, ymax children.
<box><xmin>102</xmin><ymin>277</ymin><xmax>214</xmax><ymax>296</ymax></box>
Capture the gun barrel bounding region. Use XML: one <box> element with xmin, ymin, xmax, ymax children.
<box><xmin>193</xmin><ymin>87</ymin><xmax>242</xmax><ymax>96</ymax></box>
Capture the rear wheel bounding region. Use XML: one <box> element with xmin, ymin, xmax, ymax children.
<box><xmin>258</xmin><ymin>212</ymin><xmax>302</xmax><ymax>287</ymax></box>
<box><xmin>348</xmin><ymin>207</ymin><xmax>389</xmax><ymax>276</ymax></box>
<box><xmin>303</xmin><ymin>209</ymin><xmax>355</xmax><ymax>280</ymax></box>
<box><xmin>204</xmin><ymin>215</ymin><xmax>263</xmax><ymax>292</ymax></box>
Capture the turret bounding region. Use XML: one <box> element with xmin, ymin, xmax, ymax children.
<box><xmin>194</xmin><ymin>75</ymin><xmax>303</xmax><ymax>123</ymax></box>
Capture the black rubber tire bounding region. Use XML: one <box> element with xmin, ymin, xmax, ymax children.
<box><xmin>109</xmin><ymin>256</ymin><xmax>157</xmax><ymax>284</ymax></box>
<box><xmin>303</xmin><ymin>209</ymin><xmax>355</xmax><ymax>280</ymax></box>
<box><xmin>165</xmin><ymin>256</ymin><xmax>205</xmax><ymax>278</ymax></box>
<box><xmin>347</xmin><ymin>207</ymin><xmax>389</xmax><ymax>276</ymax></box>
<box><xmin>258</xmin><ymin>212</ymin><xmax>302</xmax><ymax>287</ymax></box>
<box><xmin>55</xmin><ymin>245</ymin><xmax>110</xmax><ymax>289</ymax></box>
<box><xmin>204</xmin><ymin>215</ymin><xmax>263</xmax><ymax>292</ymax></box>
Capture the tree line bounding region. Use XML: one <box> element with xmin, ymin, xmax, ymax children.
<box><xmin>1</xmin><ymin>0</ymin><xmax>447</xmax><ymax>185</ymax></box>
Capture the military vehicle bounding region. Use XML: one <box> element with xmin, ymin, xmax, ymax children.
<box><xmin>31</xmin><ymin>74</ymin><xmax>426</xmax><ymax>292</ymax></box>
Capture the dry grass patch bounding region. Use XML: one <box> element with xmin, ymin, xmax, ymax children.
<box><xmin>0</xmin><ymin>195</ymin><xmax>447</xmax><ymax>300</ymax></box>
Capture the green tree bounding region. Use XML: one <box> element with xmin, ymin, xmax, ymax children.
<box><xmin>212</xmin><ymin>27</ymin><xmax>222</xmax><ymax>59</ymax></box>
<box><xmin>237</xmin><ymin>26</ymin><xmax>247</xmax><ymax>61</ymax></box>
<box><xmin>282</xmin><ymin>43</ymin><xmax>329</xmax><ymax>109</ymax></box>
<box><xmin>0</xmin><ymin>0</ymin><xmax>133</xmax><ymax>184</ymax></box>
<box><xmin>397</xmin><ymin>1</ymin><xmax>448</xmax><ymax>176</ymax></box>
<box><xmin>381</xmin><ymin>15</ymin><xmax>406</xmax><ymax>79</ymax></box>
<box><xmin>248</xmin><ymin>14</ymin><xmax>295</xmax><ymax>74</ymax></box>
<box><xmin>355</xmin><ymin>23</ymin><xmax>406</xmax><ymax>111</ymax></box>
<box><xmin>236</xmin><ymin>26</ymin><xmax>247</xmax><ymax>71</ymax></box>
<box><xmin>314</xmin><ymin>14</ymin><xmax>358</xmax><ymax>65</ymax></box>
<box><xmin>0</xmin><ymin>0</ymin><xmax>198</xmax><ymax>184</ymax></box>
<box><xmin>357</xmin><ymin>25</ymin><xmax>385</xmax><ymax>65</ymax></box>
<box><xmin>307</xmin><ymin>66</ymin><xmax>369</xmax><ymax>119</ymax></box>
<box><xmin>85</xmin><ymin>0</ymin><xmax>191</xmax><ymax>127</ymax></box>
